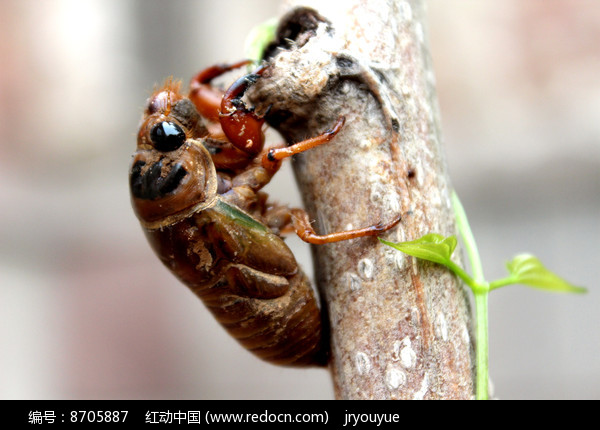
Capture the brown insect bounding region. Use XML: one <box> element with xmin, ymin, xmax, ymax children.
<box><xmin>129</xmin><ymin>61</ymin><xmax>400</xmax><ymax>366</ymax></box>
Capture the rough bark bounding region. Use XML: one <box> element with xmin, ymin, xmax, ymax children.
<box><xmin>250</xmin><ymin>0</ymin><xmax>475</xmax><ymax>399</ymax></box>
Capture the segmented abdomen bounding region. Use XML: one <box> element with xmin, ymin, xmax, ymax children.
<box><xmin>143</xmin><ymin>214</ymin><xmax>327</xmax><ymax>366</ymax></box>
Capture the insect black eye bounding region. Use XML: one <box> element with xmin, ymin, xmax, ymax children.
<box><xmin>150</xmin><ymin>121</ymin><xmax>186</xmax><ymax>152</ymax></box>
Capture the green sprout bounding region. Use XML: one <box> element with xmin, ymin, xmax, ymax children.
<box><xmin>380</xmin><ymin>191</ymin><xmax>586</xmax><ymax>400</ymax></box>
<box><xmin>244</xmin><ymin>17</ymin><xmax>278</xmax><ymax>65</ymax></box>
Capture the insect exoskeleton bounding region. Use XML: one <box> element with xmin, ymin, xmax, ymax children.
<box><xmin>130</xmin><ymin>79</ymin><xmax>327</xmax><ymax>366</ymax></box>
<box><xmin>130</xmin><ymin>62</ymin><xmax>401</xmax><ymax>367</ymax></box>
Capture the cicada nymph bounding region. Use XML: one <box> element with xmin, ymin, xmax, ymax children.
<box><xmin>130</xmin><ymin>62</ymin><xmax>400</xmax><ymax>366</ymax></box>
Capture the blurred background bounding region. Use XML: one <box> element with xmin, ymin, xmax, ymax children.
<box><xmin>0</xmin><ymin>0</ymin><xmax>597</xmax><ymax>400</ymax></box>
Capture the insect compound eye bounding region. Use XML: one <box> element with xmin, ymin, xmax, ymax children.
<box><xmin>150</xmin><ymin>121</ymin><xmax>186</xmax><ymax>152</ymax></box>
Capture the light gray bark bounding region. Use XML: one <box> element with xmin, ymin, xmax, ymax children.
<box><xmin>250</xmin><ymin>0</ymin><xmax>475</xmax><ymax>399</ymax></box>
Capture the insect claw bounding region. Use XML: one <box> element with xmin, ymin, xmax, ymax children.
<box><xmin>378</xmin><ymin>213</ymin><xmax>402</xmax><ymax>232</ymax></box>
<box><xmin>325</xmin><ymin>116</ymin><xmax>346</xmax><ymax>135</ymax></box>
<box><xmin>263</xmin><ymin>104</ymin><xmax>273</xmax><ymax>118</ymax></box>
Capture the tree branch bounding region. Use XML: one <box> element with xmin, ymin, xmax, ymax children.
<box><xmin>250</xmin><ymin>0</ymin><xmax>475</xmax><ymax>399</ymax></box>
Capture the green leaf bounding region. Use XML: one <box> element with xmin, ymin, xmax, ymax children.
<box><xmin>379</xmin><ymin>234</ymin><xmax>479</xmax><ymax>290</ymax></box>
<box><xmin>496</xmin><ymin>254</ymin><xmax>587</xmax><ymax>293</ymax></box>
<box><xmin>244</xmin><ymin>18</ymin><xmax>278</xmax><ymax>64</ymax></box>
<box><xmin>379</xmin><ymin>234</ymin><xmax>457</xmax><ymax>266</ymax></box>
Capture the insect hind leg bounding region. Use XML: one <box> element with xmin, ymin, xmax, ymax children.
<box><xmin>291</xmin><ymin>209</ymin><xmax>401</xmax><ymax>245</ymax></box>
